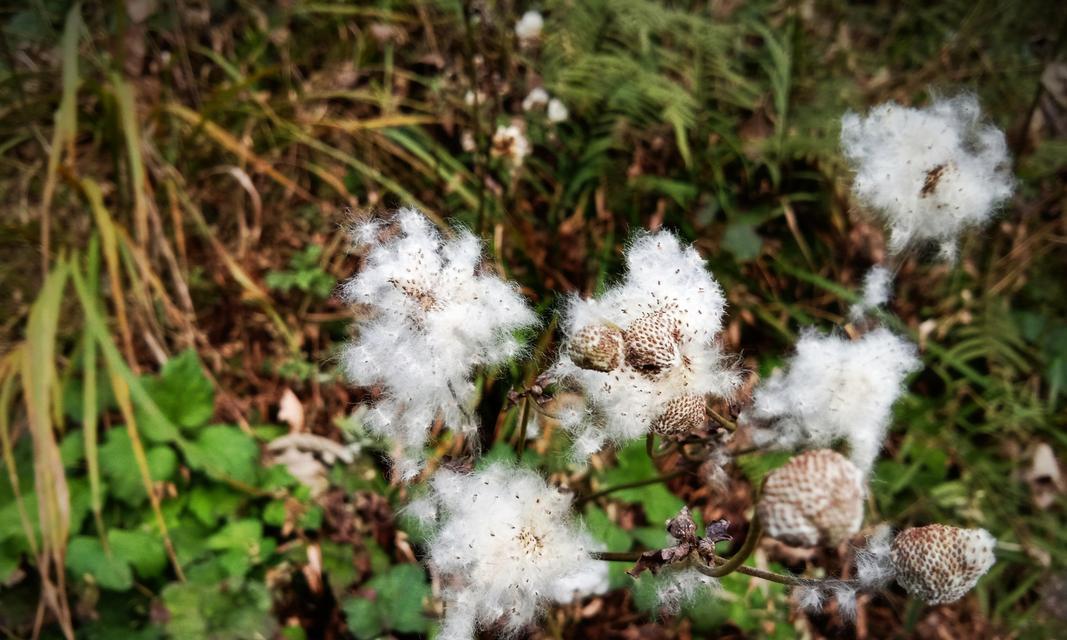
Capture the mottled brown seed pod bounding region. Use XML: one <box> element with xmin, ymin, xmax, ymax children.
<box><xmin>890</xmin><ymin>524</ymin><xmax>996</xmax><ymax>605</ymax></box>
<box><xmin>650</xmin><ymin>395</ymin><xmax>707</xmax><ymax>435</ymax></box>
<box><xmin>757</xmin><ymin>449</ymin><xmax>865</xmax><ymax>547</ymax></box>
<box><xmin>568</xmin><ymin>325</ymin><xmax>625</xmax><ymax>372</ymax></box>
<box><xmin>624</xmin><ymin>310</ymin><xmax>682</xmax><ymax>376</ymax></box>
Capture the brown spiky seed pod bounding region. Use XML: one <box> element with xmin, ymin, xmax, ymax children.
<box><xmin>624</xmin><ymin>310</ymin><xmax>681</xmax><ymax>375</ymax></box>
<box><xmin>890</xmin><ymin>524</ymin><xmax>996</xmax><ymax>605</ymax></box>
<box><xmin>757</xmin><ymin>449</ymin><xmax>865</xmax><ymax>547</ymax></box>
<box><xmin>568</xmin><ymin>325</ymin><xmax>625</xmax><ymax>372</ymax></box>
<box><xmin>650</xmin><ymin>395</ymin><xmax>707</xmax><ymax>435</ymax></box>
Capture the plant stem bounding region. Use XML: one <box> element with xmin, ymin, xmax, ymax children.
<box><xmin>708</xmin><ymin>407</ymin><xmax>737</xmax><ymax>432</ymax></box>
<box><xmin>515</xmin><ymin>395</ymin><xmax>530</xmax><ymax>462</ymax></box>
<box><xmin>645</xmin><ymin>433</ymin><xmax>655</xmax><ymax>459</ymax></box>
<box><xmin>576</xmin><ymin>469</ymin><xmax>685</xmax><ymax>506</ymax></box>
<box><xmin>703</xmin><ymin>516</ymin><xmax>762</xmax><ymax>578</ymax></box>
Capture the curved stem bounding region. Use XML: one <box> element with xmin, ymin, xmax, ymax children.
<box><xmin>707</xmin><ymin>407</ymin><xmax>737</xmax><ymax>432</ymax></box>
<box><xmin>645</xmin><ymin>433</ymin><xmax>655</xmax><ymax>459</ymax></box>
<box><xmin>703</xmin><ymin>516</ymin><xmax>762</xmax><ymax>578</ymax></box>
<box><xmin>576</xmin><ymin>469</ymin><xmax>685</xmax><ymax>506</ymax></box>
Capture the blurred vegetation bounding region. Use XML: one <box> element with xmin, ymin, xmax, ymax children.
<box><xmin>0</xmin><ymin>0</ymin><xmax>1064</xmax><ymax>638</ymax></box>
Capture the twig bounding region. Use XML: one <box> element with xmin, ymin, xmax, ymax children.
<box><xmin>576</xmin><ymin>469</ymin><xmax>685</xmax><ymax>506</ymax></box>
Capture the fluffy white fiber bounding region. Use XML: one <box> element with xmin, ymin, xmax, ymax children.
<box><xmin>849</xmin><ymin>265</ymin><xmax>893</xmax><ymax>321</ymax></box>
<box><xmin>653</xmin><ymin>565</ymin><xmax>720</xmax><ymax>614</ymax></box>
<box><xmin>341</xmin><ymin>209</ymin><xmax>536</xmax><ymax>479</ymax></box>
<box><xmin>746</xmin><ymin>327</ymin><xmax>920</xmax><ymax>475</ymax></box>
<box><xmin>515</xmin><ymin>11</ymin><xmax>544</xmax><ymax>45</ymax></box>
<box><xmin>841</xmin><ymin>95</ymin><xmax>1013</xmax><ymax>259</ymax></box>
<box><xmin>422</xmin><ymin>464</ymin><xmax>608</xmax><ymax>639</ymax></box>
<box><xmin>552</xmin><ymin>231</ymin><xmax>740</xmax><ymax>459</ymax></box>
<box><xmin>855</xmin><ymin>524</ymin><xmax>896</xmax><ymax>590</ymax></box>
<box><xmin>522</xmin><ymin>87</ymin><xmax>549</xmax><ymax>112</ymax></box>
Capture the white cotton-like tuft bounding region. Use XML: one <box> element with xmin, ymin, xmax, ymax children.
<box><xmin>341</xmin><ymin>209</ymin><xmax>537</xmax><ymax>478</ymax></box>
<box><xmin>745</xmin><ymin>327</ymin><xmax>921</xmax><ymax>475</ymax></box>
<box><xmin>794</xmin><ymin>585</ymin><xmax>826</xmax><ymax>613</ymax></box>
<box><xmin>654</xmin><ymin>566</ymin><xmax>720</xmax><ymax>614</ymax></box>
<box><xmin>547</xmin><ymin>98</ymin><xmax>569</xmax><ymax>123</ymax></box>
<box><xmin>491</xmin><ymin>124</ymin><xmax>531</xmax><ymax>168</ymax></box>
<box><xmin>849</xmin><ymin>265</ymin><xmax>893</xmax><ymax>321</ymax></box>
<box><xmin>422</xmin><ymin>464</ymin><xmax>607</xmax><ymax>638</ymax></box>
<box><xmin>515</xmin><ymin>11</ymin><xmax>544</xmax><ymax>45</ymax></box>
<box><xmin>522</xmin><ymin>87</ymin><xmax>550</xmax><ymax>112</ymax></box>
<box><xmin>552</xmin><ymin>231</ymin><xmax>740</xmax><ymax>459</ymax></box>
<box><xmin>833</xmin><ymin>584</ymin><xmax>858</xmax><ymax>621</ymax></box>
<box><xmin>856</xmin><ymin>524</ymin><xmax>896</xmax><ymax>590</ymax></box>
<box><xmin>840</xmin><ymin>95</ymin><xmax>1014</xmax><ymax>258</ymax></box>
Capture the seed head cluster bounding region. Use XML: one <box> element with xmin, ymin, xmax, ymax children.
<box><xmin>841</xmin><ymin>95</ymin><xmax>1014</xmax><ymax>259</ymax></box>
<box><xmin>553</xmin><ymin>231</ymin><xmax>740</xmax><ymax>459</ymax></box>
<box><xmin>341</xmin><ymin>209</ymin><xmax>537</xmax><ymax>479</ymax></box>
<box><xmin>422</xmin><ymin>464</ymin><xmax>607</xmax><ymax>639</ymax></box>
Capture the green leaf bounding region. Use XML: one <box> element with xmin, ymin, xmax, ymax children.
<box><xmin>108</xmin><ymin>529</ymin><xmax>166</xmax><ymax>578</ymax></box>
<box><xmin>207</xmin><ymin>519</ymin><xmax>263</xmax><ymax>552</ymax></box>
<box><xmin>597</xmin><ymin>442</ymin><xmax>686</xmax><ymax>524</ymax></box>
<box><xmin>140</xmin><ymin>349</ymin><xmax>215</xmax><ymax>437</ymax></box>
<box><xmin>184</xmin><ymin>425</ymin><xmax>260</xmax><ymax>485</ymax></box>
<box><xmin>99</xmin><ymin>429</ymin><xmax>176</xmax><ymax>505</ymax></box>
<box><xmin>722</xmin><ymin>222</ymin><xmax>763</xmax><ymax>261</ymax></box>
<box><xmin>367</xmin><ymin>563</ymin><xmax>431</xmax><ymax>633</ymax></box>
<box><xmin>67</xmin><ymin>536</ymin><xmax>133</xmax><ymax>591</ymax></box>
<box><xmin>342</xmin><ymin>597</ymin><xmax>383</xmax><ymax>640</ymax></box>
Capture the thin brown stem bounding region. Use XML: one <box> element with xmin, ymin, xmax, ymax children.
<box><xmin>590</xmin><ymin>551</ymin><xmax>644</xmax><ymax>562</ymax></box>
<box><xmin>576</xmin><ymin>470</ymin><xmax>685</xmax><ymax>506</ymax></box>
<box><xmin>707</xmin><ymin>407</ymin><xmax>737</xmax><ymax>432</ymax></box>
<box><xmin>703</xmin><ymin>516</ymin><xmax>763</xmax><ymax>578</ymax></box>
<box><xmin>515</xmin><ymin>395</ymin><xmax>530</xmax><ymax>462</ymax></box>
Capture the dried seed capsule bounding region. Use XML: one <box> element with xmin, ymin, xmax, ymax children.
<box><xmin>624</xmin><ymin>310</ymin><xmax>682</xmax><ymax>376</ymax></box>
<box><xmin>890</xmin><ymin>524</ymin><xmax>996</xmax><ymax>605</ymax></box>
<box><xmin>757</xmin><ymin>449</ymin><xmax>865</xmax><ymax>547</ymax></box>
<box><xmin>651</xmin><ymin>395</ymin><xmax>707</xmax><ymax>435</ymax></box>
<box><xmin>568</xmin><ymin>325</ymin><xmax>625</xmax><ymax>372</ymax></box>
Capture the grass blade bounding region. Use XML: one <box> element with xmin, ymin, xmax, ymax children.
<box><xmin>20</xmin><ymin>262</ymin><xmax>74</xmax><ymax>640</ymax></box>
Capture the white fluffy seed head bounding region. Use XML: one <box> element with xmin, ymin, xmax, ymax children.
<box><xmin>547</xmin><ymin>98</ymin><xmax>569</xmax><ymax>123</ymax></box>
<box><xmin>515</xmin><ymin>11</ymin><xmax>544</xmax><ymax>45</ymax></box>
<box><xmin>890</xmin><ymin>524</ymin><xmax>996</xmax><ymax>605</ymax></box>
<box><xmin>552</xmin><ymin>231</ymin><xmax>740</xmax><ymax>458</ymax></box>
<box><xmin>491</xmin><ymin>124</ymin><xmax>531</xmax><ymax>168</ymax></box>
<box><xmin>522</xmin><ymin>87</ymin><xmax>550</xmax><ymax>112</ymax></box>
<box><xmin>422</xmin><ymin>464</ymin><xmax>607</xmax><ymax>638</ymax></box>
<box><xmin>341</xmin><ymin>209</ymin><xmax>537</xmax><ymax>479</ymax></box>
<box><xmin>746</xmin><ymin>327</ymin><xmax>921</xmax><ymax>475</ymax></box>
<box><xmin>757</xmin><ymin>449</ymin><xmax>866</xmax><ymax>547</ymax></box>
<box><xmin>841</xmin><ymin>95</ymin><xmax>1014</xmax><ymax>258</ymax></box>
